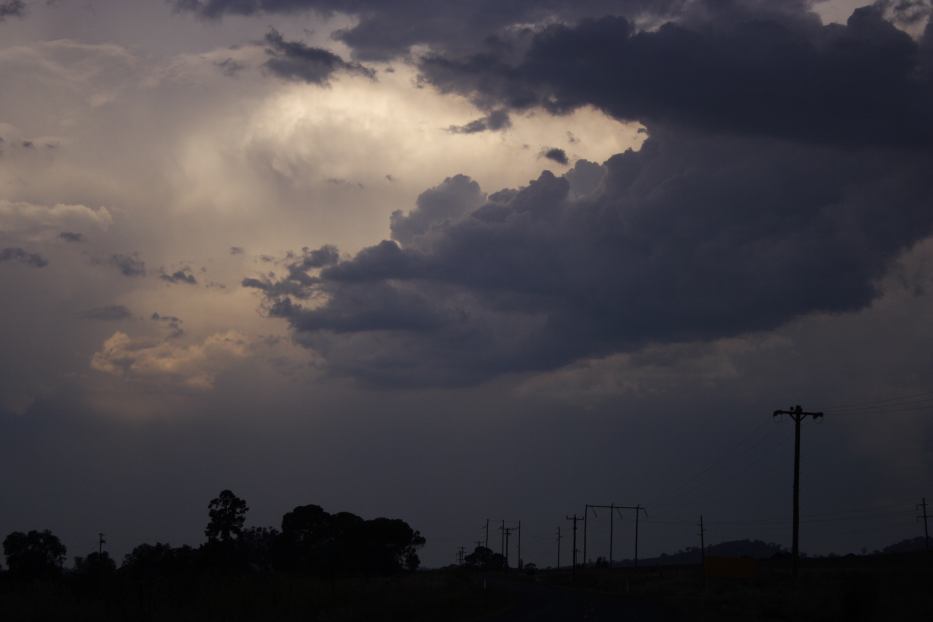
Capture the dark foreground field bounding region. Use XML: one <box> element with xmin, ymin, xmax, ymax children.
<box><xmin>2</xmin><ymin>554</ymin><xmax>931</xmax><ymax>621</ymax></box>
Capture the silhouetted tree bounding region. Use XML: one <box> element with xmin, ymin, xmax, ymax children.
<box><xmin>239</xmin><ymin>526</ymin><xmax>281</xmax><ymax>570</ymax></box>
<box><xmin>279</xmin><ymin>504</ymin><xmax>425</xmax><ymax>576</ymax></box>
<box><xmin>464</xmin><ymin>545</ymin><xmax>506</xmax><ymax>571</ymax></box>
<box><xmin>2</xmin><ymin>530</ymin><xmax>66</xmax><ymax>579</ymax></box>
<box><xmin>359</xmin><ymin>517</ymin><xmax>425</xmax><ymax>574</ymax></box>
<box><xmin>205</xmin><ymin>489</ymin><xmax>248</xmax><ymax>543</ymax></box>
<box><xmin>122</xmin><ymin>542</ymin><xmax>199</xmax><ymax>578</ymax></box>
<box><xmin>73</xmin><ymin>551</ymin><xmax>116</xmax><ymax>578</ymax></box>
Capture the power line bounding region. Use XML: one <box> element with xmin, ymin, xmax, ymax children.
<box><xmin>650</xmin><ymin>418</ymin><xmax>781</xmax><ymax>511</ymax></box>
<box><xmin>822</xmin><ymin>390</ymin><xmax>933</xmax><ymax>412</ymax></box>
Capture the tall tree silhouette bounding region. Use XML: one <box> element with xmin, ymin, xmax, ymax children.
<box><xmin>205</xmin><ymin>489</ymin><xmax>249</xmax><ymax>543</ymax></box>
<box><xmin>3</xmin><ymin>530</ymin><xmax>66</xmax><ymax>579</ymax></box>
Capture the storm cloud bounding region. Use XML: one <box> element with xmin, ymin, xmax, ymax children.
<box><xmin>249</xmin><ymin>128</ymin><xmax>933</xmax><ymax>385</ymax></box>
<box><xmin>419</xmin><ymin>5</ymin><xmax>933</xmax><ymax>149</ymax></box>
<box><xmin>173</xmin><ymin>0</ymin><xmax>688</xmax><ymax>60</ymax></box>
<box><xmin>263</xmin><ymin>29</ymin><xmax>375</xmax><ymax>84</ymax></box>
<box><xmin>226</xmin><ymin>1</ymin><xmax>933</xmax><ymax>386</ymax></box>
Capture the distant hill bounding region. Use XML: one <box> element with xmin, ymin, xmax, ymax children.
<box><xmin>608</xmin><ymin>539</ymin><xmax>786</xmax><ymax>567</ymax></box>
<box><xmin>882</xmin><ymin>537</ymin><xmax>928</xmax><ymax>554</ymax></box>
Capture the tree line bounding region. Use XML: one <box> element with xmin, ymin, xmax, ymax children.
<box><xmin>1</xmin><ymin>490</ymin><xmax>425</xmax><ymax>581</ymax></box>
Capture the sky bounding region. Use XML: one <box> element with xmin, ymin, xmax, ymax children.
<box><xmin>1</xmin><ymin>0</ymin><xmax>933</xmax><ymax>569</ymax></box>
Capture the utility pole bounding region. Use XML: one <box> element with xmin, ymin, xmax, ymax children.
<box><xmin>586</xmin><ymin>503</ymin><xmax>645</xmax><ymax>567</ymax></box>
<box><xmin>566</xmin><ymin>514</ymin><xmax>581</xmax><ymax>579</ymax></box>
<box><xmin>98</xmin><ymin>532</ymin><xmax>106</xmax><ymax>556</ymax></box>
<box><xmin>609</xmin><ymin>504</ymin><xmax>615</xmax><ymax>568</ymax></box>
<box><xmin>583</xmin><ymin>504</ymin><xmax>590</xmax><ymax>567</ymax></box>
<box><xmin>503</xmin><ymin>527</ymin><xmax>513</xmax><ymax>568</ymax></box>
<box><xmin>517</xmin><ymin>520</ymin><xmax>522</xmax><ymax>570</ymax></box>
<box><xmin>633</xmin><ymin>505</ymin><xmax>646</xmax><ymax>567</ymax></box>
<box><xmin>484</xmin><ymin>518</ymin><xmax>490</xmax><ymax>549</ymax></box>
<box><xmin>773</xmin><ymin>404</ymin><xmax>824</xmax><ymax>578</ymax></box>
<box><xmin>458</xmin><ymin>545</ymin><xmax>466</xmax><ymax>566</ymax></box>
<box><xmin>698</xmin><ymin>515</ymin><xmax>705</xmax><ymax>566</ymax></box>
<box><xmin>556</xmin><ymin>526</ymin><xmax>562</xmax><ymax>569</ymax></box>
<box><xmin>500</xmin><ymin>519</ymin><xmax>506</xmax><ymax>557</ymax></box>
<box><xmin>918</xmin><ymin>498</ymin><xmax>930</xmax><ymax>552</ymax></box>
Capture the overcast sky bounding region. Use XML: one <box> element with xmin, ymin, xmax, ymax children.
<box><xmin>2</xmin><ymin>0</ymin><xmax>933</xmax><ymax>568</ymax></box>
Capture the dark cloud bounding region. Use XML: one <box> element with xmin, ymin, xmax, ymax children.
<box><xmin>419</xmin><ymin>6</ymin><xmax>933</xmax><ymax>149</ymax></box>
<box><xmin>0</xmin><ymin>1</ymin><xmax>25</xmax><ymax>21</ymax></box>
<box><xmin>263</xmin><ymin>29</ymin><xmax>375</xmax><ymax>84</ymax></box>
<box><xmin>77</xmin><ymin>305</ymin><xmax>132</xmax><ymax>321</ymax></box>
<box><xmin>109</xmin><ymin>253</ymin><xmax>146</xmax><ymax>277</ymax></box>
<box><xmin>229</xmin><ymin>246</ymin><xmax>245</xmax><ymax>255</ymax></box>
<box><xmin>249</xmin><ymin>129</ymin><xmax>933</xmax><ymax>385</ymax></box>
<box><xmin>151</xmin><ymin>312</ymin><xmax>184</xmax><ymax>338</ymax></box>
<box><xmin>543</xmin><ymin>147</ymin><xmax>568</xmax><ymax>165</ymax></box>
<box><xmin>160</xmin><ymin>268</ymin><xmax>198</xmax><ymax>285</ymax></box>
<box><xmin>389</xmin><ymin>174</ymin><xmax>485</xmax><ymax>248</ymax></box>
<box><xmin>0</xmin><ymin>247</ymin><xmax>47</xmax><ymax>268</ymax></box>
<box><xmin>447</xmin><ymin>109</ymin><xmax>511</xmax><ymax>134</ymax></box>
<box><xmin>242</xmin><ymin>245</ymin><xmax>338</xmax><ymax>299</ymax></box>
<box><xmin>173</xmin><ymin>1</ymin><xmax>687</xmax><ymax>60</ymax></box>
<box><xmin>59</xmin><ymin>231</ymin><xmax>84</xmax><ymax>243</ymax></box>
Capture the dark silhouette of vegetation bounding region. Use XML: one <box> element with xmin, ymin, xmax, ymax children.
<box><xmin>464</xmin><ymin>545</ymin><xmax>506</xmax><ymax>570</ymax></box>
<box><xmin>0</xmin><ymin>490</ymin><xmax>442</xmax><ymax>621</ymax></box>
<box><xmin>73</xmin><ymin>551</ymin><xmax>116</xmax><ymax>578</ymax></box>
<box><xmin>278</xmin><ymin>503</ymin><xmax>425</xmax><ymax>575</ymax></box>
<box><xmin>2</xmin><ymin>505</ymin><xmax>933</xmax><ymax>621</ymax></box>
<box><xmin>205</xmin><ymin>489</ymin><xmax>249</xmax><ymax>543</ymax></box>
<box><xmin>2</xmin><ymin>530</ymin><xmax>66</xmax><ymax>580</ymax></box>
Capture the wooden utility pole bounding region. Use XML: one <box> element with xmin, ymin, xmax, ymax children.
<box><xmin>566</xmin><ymin>514</ymin><xmax>581</xmax><ymax>579</ymax></box>
<box><xmin>458</xmin><ymin>545</ymin><xmax>466</xmax><ymax>565</ymax></box>
<box><xmin>633</xmin><ymin>505</ymin><xmax>645</xmax><ymax>567</ymax></box>
<box><xmin>698</xmin><ymin>515</ymin><xmax>705</xmax><ymax>566</ymax></box>
<box><xmin>586</xmin><ymin>503</ymin><xmax>645</xmax><ymax>567</ymax></box>
<box><xmin>500</xmin><ymin>519</ymin><xmax>506</xmax><ymax>557</ymax></box>
<box><xmin>503</xmin><ymin>528</ymin><xmax>512</xmax><ymax>568</ymax></box>
<box><xmin>583</xmin><ymin>504</ymin><xmax>590</xmax><ymax>567</ymax></box>
<box><xmin>918</xmin><ymin>498</ymin><xmax>930</xmax><ymax>552</ymax></box>
<box><xmin>484</xmin><ymin>518</ymin><xmax>490</xmax><ymax>549</ymax></box>
<box><xmin>556</xmin><ymin>526</ymin><xmax>562</xmax><ymax>569</ymax></box>
<box><xmin>773</xmin><ymin>404</ymin><xmax>824</xmax><ymax>578</ymax></box>
<box><xmin>98</xmin><ymin>532</ymin><xmax>106</xmax><ymax>556</ymax></box>
<box><xmin>517</xmin><ymin>520</ymin><xmax>522</xmax><ymax>569</ymax></box>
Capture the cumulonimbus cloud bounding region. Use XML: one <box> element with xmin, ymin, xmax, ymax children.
<box><xmin>213</xmin><ymin>1</ymin><xmax>933</xmax><ymax>386</ymax></box>
<box><xmin>246</xmin><ymin>126</ymin><xmax>933</xmax><ymax>386</ymax></box>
